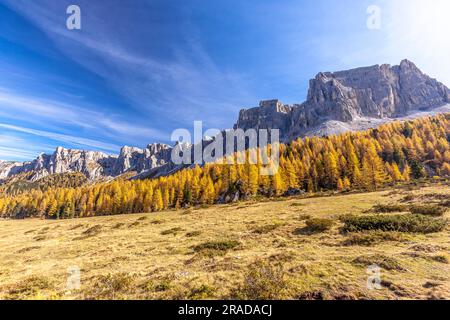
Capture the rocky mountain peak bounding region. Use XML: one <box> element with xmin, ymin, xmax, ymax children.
<box><xmin>235</xmin><ymin>59</ymin><xmax>450</xmax><ymax>141</ymax></box>
<box><xmin>147</xmin><ymin>143</ymin><xmax>171</xmax><ymax>155</ymax></box>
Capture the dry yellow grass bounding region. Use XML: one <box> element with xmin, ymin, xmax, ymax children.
<box><xmin>0</xmin><ymin>182</ymin><xmax>449</xmax><ymax>300</ymax></box>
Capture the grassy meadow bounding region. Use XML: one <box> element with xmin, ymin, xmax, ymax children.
<box><xmin>0</xmin><ymin>181</ymin><xmax>449</xmax><ymax>300</ymax></box>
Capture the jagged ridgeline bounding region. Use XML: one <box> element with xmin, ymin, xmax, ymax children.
<box><xmin>0</xmin><ymin>114</ymin><xmax>449</xmax><ymax>219</ymax></box>
<box><xmin>0</xmin><ymin>172</ymin><xmax>87</xmax><ymax>196</ymax></box>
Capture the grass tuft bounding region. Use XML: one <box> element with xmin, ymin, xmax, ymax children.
<box><xmin>188</xmin><ymin>284</ymin><xmax>215</xmax><ymax>299</ymax></box>
<box><xmin>252</xmin><ymin>223</ymin><xmax>282</xmax><ymax>234</ymax></box>
<box><xmin>232</xmin><ymin>260</ymin><xmax>288</xmax><ymax>300</ymax></box>
<box><xmin>84</xmin><ymin>273</ymin><xmax>135</xmax><ymax>299</ymax></box>
<box><xmin>161</xmin><ymin>227</ymin><xmax>184</xmax><ymax>236</ymax></box>
<box><xmin>3</xmin><ymin>276</ymin><xmax>54</xmax><ymax>299</ymax></box>
<box><xmin>352</xmin><ymin>254</ymin><xmax>405</xmax><ymax>271</ymax></box>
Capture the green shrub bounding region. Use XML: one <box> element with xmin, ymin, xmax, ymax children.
<box><xmin>305</xmin><ymin>218</ymin><xmax>334</xmax><ymax>232</ymax></box>
<box><xmin>290</xmin><ymin>203</ymin><xmax>304</xmax><ymax>207</ymax></box>
<box><xmin>186</xmin><ymin>231</ymin><xmax>202</xmax><ymax>237</ymax></box>
<box><xmin>342</xmin><ymin>231</ymin><xmax>407</xmax><ymax>246</ymax></box>
<box><xmin>341</xmin><ymin>214</ymin><xmax>447</xmax><ymax>234</ymax></box>
<box><xmin>154</xmin><ymin>279</ymin><xmax>172</xmax><ymax>292</ymax></box>
<box><xmin>372</xmin><ymin>203</ymin><xmax>408</xmax><ymax>213</ymax></box>
<box><xmin>151</xmin><ymin>218</ymin><xmax>164</xmax><ymax>224</ymax></box>
<box><xmin>4</xmin><ymin>276</ymin><xmax>54</xmax><ymax>299</ymax></box>
<box><xmin>352</xmin><ymin>254</ymin><xmax>404</xmax><ymax>271</ymax></box>
<box><xmin>193</xmin><ymin>240</ymin><xmax>240</xmax><ymax>253</ymax></box>
<box><xmin>409</xmin><ymin>205</ymin><xmax>447</xmax><ymax>216</ymax></box>
<box><xmin>85</xmin><ymin>273</ymin><xmax>135</xmax><ymax>299</ymax></box>
<box><xmin>161</xmin><ymin>227</ymin><xmax>184</xmax><ymax>235</ymax></box>
<box><xmin>188</xmin><ymin>284</ymin><xmax>215</xmax><ymax>299</ymax></box>
<box><xmin>431</xmin><ymin>254</ymin><xmax>449</xmax><ymax>264</ymax></box>
<box><xmin>298</xmin><ymin>214</ymin><xmax>311</xmax><ymax>221</ymax></box>
<box><xmin>252</xmin><ymin>223</ymin><xmax>282</xmax><ymax>234</ymax></box>
<box><xmin>233</xmin><ymin>260</ymin><xmax>288</xmax><ymax>300</ymax></box>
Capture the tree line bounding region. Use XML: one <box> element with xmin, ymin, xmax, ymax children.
<box><xmin>0</xmin><ymin>114</ymin><xmax>449</xmax><ymax>219</ymax></box>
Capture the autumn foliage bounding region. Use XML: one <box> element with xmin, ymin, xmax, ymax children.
<box><xmin>1</xmin><ymin>114</ymin><xmax>449</xmax><ymax>219</ymax></box>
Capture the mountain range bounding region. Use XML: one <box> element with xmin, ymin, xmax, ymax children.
<box><xmin>1</xmin><ymin>59</ymin><xmax>449</xmax><ymax>183</ymax></box>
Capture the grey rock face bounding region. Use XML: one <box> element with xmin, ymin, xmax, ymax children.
<box><xmin>3</xmin><ymin>147</ymin><xmax>113</xmax><ymax>181</ymax></box>
<box><xmin>112</xmin><ymin>143</ymin><xmax>172</xmax><ymax>175</ymax></box>
<box><xmin>0</xmin><ymin>160</ymin><xmax>21</xmax><ymax>180</ymax></box>
<box><xmin>234</xmin><ymin>100</ymin><xmax>293</xmax><ymax>138</ymax></box>
<box><xmin>0</xmin><ymin>144</ymin><xmax>174</xmax><ymax>182</ymax></box>
<box><xmin>235</xmin><ymin>60</ymin><xmax>450</xmax><ymax>141</ymax></box>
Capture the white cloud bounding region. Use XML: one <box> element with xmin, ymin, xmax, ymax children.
<box><xmin>0</xmin><ymin>88</ymin><xmax>168</xmax><ymax>141</ymax></box>
<box><xmin>0</xmin><ymin>134</ymin><xmax>53</xmax><ymax>161</ymax></box>
<box><xmin>0</xmin><ymin>124</ymin><xmax>120</xmax><ymax>153</ymax></box>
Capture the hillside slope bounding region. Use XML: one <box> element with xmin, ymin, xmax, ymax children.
<box><xmin>0</xmin><ymin>183</ymin><xmax>448</xmax><ymax>300</ymax></box>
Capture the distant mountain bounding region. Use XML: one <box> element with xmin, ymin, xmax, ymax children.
<box><xmin>1</xmin><ymin>59</ymin><xmax>449</xmax><ymax>183</ymax></box>
<box><xmin>0</xmin><ymin>144</ymin><xmax>175</xmax><ymax>183</ymax></box>
<box><xmin>234</xmin><ymin>59</ymin><xmax>450</xmax><ymax>141</ymax></box>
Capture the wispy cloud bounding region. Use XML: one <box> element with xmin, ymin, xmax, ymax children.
<box><xmin>0</xmin><ymin>123</ymin><xmax>120</xmax><ymax>152</ymax></box>
<box><xmin>0</xmin><ymin>88</ymin><xmax>168</xmax><ymax>142</ymax></box>
<box><xmin>0</xmin><ymin>134</ymin><xmax>53</xmax><ymax>161</ymax></box>
<box><xmin>2</xmin><ymin>0</ymin><xmax>255</xmax><ymax>129</ymax></box>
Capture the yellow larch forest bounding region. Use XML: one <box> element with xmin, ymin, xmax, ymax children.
<box><xmin>0</xmin><ymin>114</ymin><xmax>449</xmax><ymax>219</ymax></box>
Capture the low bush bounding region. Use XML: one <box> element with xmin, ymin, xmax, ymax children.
<box><xmin>341</xmin><ymin>214</ymin><xmax>447</xmax><ymax>234</ymax></box>
<box><xmin>188</xmin><ymin>284</ymin><xmax>215</xmax><ymax>299</ymax></box>
<box><xmin>233</xmin><ymin>260</ymin><xmax>288</xmax><ymax>300</ymax></box>
<box><xmin>111</xmin><ymin>222</ymin><xmax>125</xmax><ymax>229</ymax></box>
<box><xmin>409</xmin><ymin>205</ymin><xmax>447</xmax><ymax>216</ymax></box>
<box><xmin>3</xmin><ymin>276</ymin><xmax>54</xmax><ymax>299</ymax></box>
<box><xmin>305</xmin><ymin>218</ymin><xmax>334</xmax><ymax>232</ymax></box>
<box><xmin>342</xmin><ymin>231</ymin><xmax>407</xmax><ymax>246</ymax></box>
<box><xmin>161</xmin><ymin>227</ymin><xmax>184</xmax><ymax>235</ymax></box>
<box><xmin>252</xmin><ymin>223</ymin><xmax>282</xmax><ymax>234</ymax></box>
<box><xmin>352</xmin><ymin>254</ymin><xmax>404</xmax><ymax>271</ymax></box>
<box><xmin>371</xmin><ymin>204</ymin><xmax>408</xmax><ymax>213</ymax></box>
<box><xmin>290</xmin><ymin>203</ymin><xmax>304</xmax><ymax>207</ymax></box>
<box><xmin>154</xmin><ymin>279</ymin><xmax>172</xmax><ymax>292</ymax></box>
<box><xmin>151</xmin><ymin>218</ymin><xmax>164</xmax><ymax>224</ymax></box>
<box><xmin>401</xmin><ymin>194</ymin><xmax>416</xmax><ymax>202</ymax></box>
<box><xmin>431</xmin><ymin>254</ymin><xmax>449</xmax><ymax>264</ymax></box>
<box><xmin>186</xmin><ymin>231</ymin><xmax>202</xmax><ymax>237</ymax></box>
<box><xmin>298</xmin><ymin>214</ymin><xmax>311</xmax><ymax>221</ymax></box>
<box><xmin>84</xmin><ymin>273</ymin><xmax>135</xmax><ymax>299</ymax></box>
<box><xmin>193</xmin><ymin>240</ymin><xmax>240</xmax><ymax>253</ymax></box>
<box><xmin>439</xmin><ymin>200</ymin><xmax>450</xmax><ymax>208</ymax></box>
<box><xmin>82</xmin><ymin>225</ymin><xmax>102</xmax><ymax>237</ymax></box>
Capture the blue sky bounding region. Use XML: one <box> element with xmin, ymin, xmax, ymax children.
<box><xmin>0</xmin><ymin>0</ymin><xmax>449</xmax><ymax>161</ymax></box>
